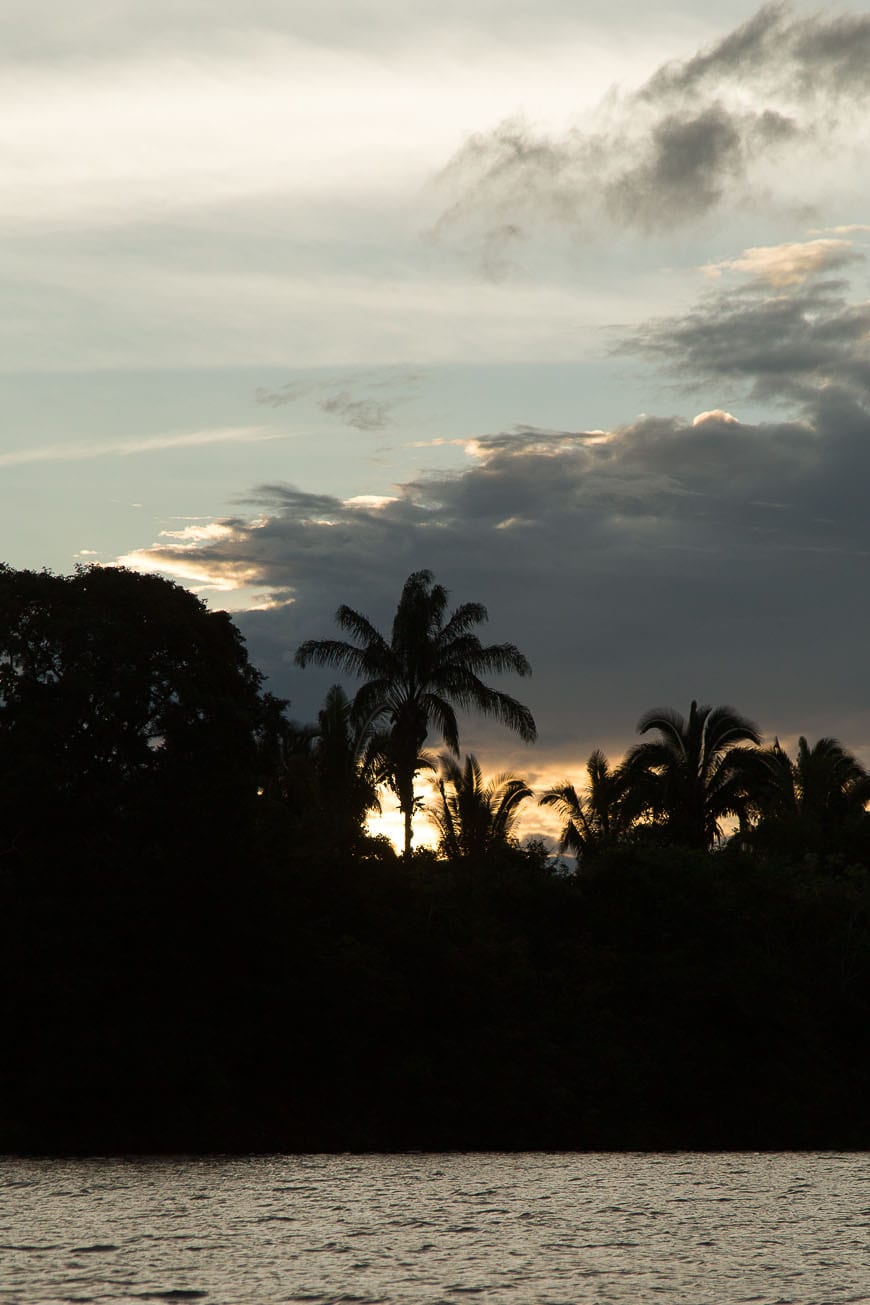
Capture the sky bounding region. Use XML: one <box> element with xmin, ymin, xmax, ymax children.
<box><xmin>4</xmin><ymin>1</ymin><xmax>870</xmax><ymax>846</ymax></box>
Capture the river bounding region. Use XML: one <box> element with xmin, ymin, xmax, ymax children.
<box><xmin>1</xmin><ymin>1152</ymin><xmax>867</xmax><ymax>1303</ymax></box>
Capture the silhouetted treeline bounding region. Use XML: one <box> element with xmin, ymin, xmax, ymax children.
<box><xmin>0</xmin><ymin>565</ymin><xmax>867</xmax><ymax>1153</ymax></box>
<box><xmin>3</xmin><ymin>838</ymin><xmax>868</xmax><ymax>1152</ymax></box>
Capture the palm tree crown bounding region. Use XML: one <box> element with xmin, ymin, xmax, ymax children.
<box><xmin>541</xmin><ymin>748</ymin><xmax>631</xmax><ymax>863</ymax></box>
<box><xmin>750</xmin><ymin>735</ymin><xmax>870</xmax><ymax>853</ymax></box>
<box><xmin>295</xmin><ymin>570</ymin><xmax>536</xmax><ymax>853</ymax></box>
<box><xmin>432</xmin><ymin>752</ymin><xmax>532</xmax><ymax>860</ymax></box>
<box><xmin>622</xmin><ymin>700</ymin><xmax>762</xmax><ymax>850</ymax></box>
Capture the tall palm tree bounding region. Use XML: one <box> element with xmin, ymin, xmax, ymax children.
<box><xmin>621</xmin><ymin>700</ymin><xmax>762</xmax><ymax>850</ymax></box>
<box><xmin>295</xmin><ymin>570</ymin><xmax>536</xmax><ymax>854</ymax></box>
<box><xmin>540</xmin><ymin>748</ymin><xmax>630</xmax><ymax>863</ymax></box>
<box><xmin>432</xmin><ymin>752</ymin><xmax>532</xmax><ymax>860</ymax></box>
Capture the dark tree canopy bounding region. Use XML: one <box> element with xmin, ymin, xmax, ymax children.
<box><xmin>0</xmin><ymin>564</ymin><xmax>269</xmax><ymax>858</ymax></box>
<box><xmin>622</xmin><ymin>700</ymin><xmax>762</xmax><ymax>850</ymax></box>
<box><xmin>0</xmin><ymin>566</ymin><xmax>868</xmax><ymax>1156</ymax></box>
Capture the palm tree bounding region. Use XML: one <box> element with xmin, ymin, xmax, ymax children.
<box><xmin>432</xmin><ymin>752</ymin><xmax>532</xmax><ymax>860</ymax></box>
<box><xmin>294</xmin><ymin>571</ymin><xmax>536</xmax><ymax>854</ymax></box>
<box><xmin>621</xmin><ymin>700</ymin><xmax>762</xmax><ymax>850</ymax></box>
<box><xmin>540</xmin><ymin>748</ymin><xmax>630</xmax><ymax>863</ymax></box>
<box><xmin>751</xmin><ymin>735</ymin><xmax>870</xmax><ymax>853</ymax></box>
<box><xmin>792</xmin><ymin>736</ymin><xmax>870</xmax><ymax>823</ymax></box>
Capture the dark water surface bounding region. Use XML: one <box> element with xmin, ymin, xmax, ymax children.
<box><xmin>1</xmin><ymin>1153</ymin><xmax>867</xmax><ymax>1304</ymax></box>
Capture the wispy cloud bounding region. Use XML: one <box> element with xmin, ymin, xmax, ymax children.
<box><xmin>0</xmin><ymin>425</ymin><xmax>281</xmax><ymax>468</ymax></box>
<box><xmin>702</xmin><ymin>238</ymin><xmax>862</xmax><ymax>287</ymax></box>
<box><xmin>117</xmin><ymin>521</ymin><xmax>266</xmax><ymax>592</ymax></box>
<box><xmin>255</xmin><ymin>369</ymin><xmax>426</xmax><ymax>432</ymax></box>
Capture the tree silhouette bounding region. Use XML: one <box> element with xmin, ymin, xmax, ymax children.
<box><xmin>295</xmin><ymin>570</ymin><xmax>536</xmax><ymax>854</ymax></box>
<box><xmin>540</xmin><ymin>748</ymin><xmax>631</xmax><ymax>863</ymax></box>
<box><xmin>311</xmin><ymin>685</ymin><xmax>383</xmax><ymax>847</ymax></box>
<box><xmin>750</xmin><ymin>735</ymin><xmax>870</xmax><ymax>856</ymax></box>
<box><xmin>0</xmin><ymin>563</ymin><xmax>267</xmax><ymax>857</ymax></box>
<box><xmin>257</xmin><ymin>685</ymin><xmax>384</xmax><ymax>851</ymax></box>
<box><xmin>621</xmin><ymin>700</ymin><xmax>762</xmax><ymax>850</ymax></box>
<box><xmin>432</xmin><ymin>752</ymin><xmax>532</xmax><ymax>860</ymax></box>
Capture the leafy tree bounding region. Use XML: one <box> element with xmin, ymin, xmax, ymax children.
<box><xmin>621</xmin><ymin>700</ymin><xmax>762</xmax><ymax>850</ymax></box>
<box><xmin>432</xmin><ymin>752</ymin><xmax>532</xmax><ymax>860</ymax></box>
<box><xmin>0</xmin><ymin>564</ymin><xmax>268</xmax><ymax>858</ymax></box>
<box><xmin>540</xmin><ymin>748</ymin><xmax>631</xmax><ymax>864</ymax></box>
<box><xmin>294</xmin><ymin>570</ymin><xmax>536</xmax><ymax>854</ymax></box>
<box><xmin>257</xmin><ymin>684</ymin><xmax>385</xmax><ymax>852</ymax></box>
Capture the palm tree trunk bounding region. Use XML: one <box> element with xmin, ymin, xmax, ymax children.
<box><xmin>397</xmin><ymin>768</ymin><xmax>415</xmax><ymax>856</ymax></box>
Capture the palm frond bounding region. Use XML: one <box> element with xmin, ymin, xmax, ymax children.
<box><xmin>436</xmin><ymin>602</ymin><xmax>489</xmax><ymax>646</ymax></box>
<box><xmin>703</xmin><ymin>704</ymin><xmax>762</xmax><ymax>752</ymax></box>
<box><xmin>434</xmin><ymin>673</ymin><xmax>537</xmax><ymax>742</ymax></box>
<box><xmin>441</xmin><ymin>637</ymin><xmax>532</xmax><ymax>678</ymax></box>
<box><xmin>294</xmin><ymin>638</ymin><xmax>370</xmax><ymax>675</ymax></box>
<box><xmin>333</xmin><ymin>605</ymin><xmax>389</xmax><ymax>651</ymax></box>
<box><xmin>637</xmin><ymin>706</ymin><xmax>688</xmax><ymax>753</ymax></box>
<box><xmin>421</xmin><ymin>693</ymin><xmax>462</xmax><ymax>755</ymax></box>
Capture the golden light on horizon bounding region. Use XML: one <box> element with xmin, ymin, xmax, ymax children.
<box><xmin>362</xmin><ymin>762</ymin><xmax>576</xmax><ymax>854</ymax></box>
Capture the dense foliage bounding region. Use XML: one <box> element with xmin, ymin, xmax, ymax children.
<box><xmin>0</xmin><ymin>565</ymin><xmax>867</xmax><ymax>1153</ymax></box>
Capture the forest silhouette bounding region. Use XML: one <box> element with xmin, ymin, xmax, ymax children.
<box><xmin>0</xmin><ymin>562</ymin><xmax>867</xmax><ymax>1153</ymax></box>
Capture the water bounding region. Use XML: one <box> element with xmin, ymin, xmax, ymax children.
<box><xmin>1</xmin><ymin>1153</ymin><xmax>867</xmax><ymax>1304</ymax></box>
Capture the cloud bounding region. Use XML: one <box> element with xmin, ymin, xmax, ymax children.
<box><xmin>123</xmin><ymin>268</ymin><xmax>870</xmax><ymax>767</ymax></box>
<box><xmin>255</xmin><ymin>369</ymin><xmax>435</xmax><ymax>434</ymax></box>
<box><xmin>257</xmin><ymin>382</ymin><xmax>397</xmax><ymax>432</ymax></box>
<box><xmin>641</xmin><ymin>1</ymin><xmax>870</xmax><ymax>104</ymax></box>
<box><xmin>318</xmin><ymin>393</ymin><xmax>394</xmax><ymax>432</ymax></box>
<box><xmin>255</xmin><ymin>369</ymin><xmax>425</xmax><ymax>433</ymax></box>
<box><xmin>641</xmin><ymin>2</ymin><xmax>791</xmax><ymax>97</ymax></box>
<box><xmin>692</xmin><ymin>409</ymin><xmax>739</xmax><ymax>426</ymax></box>
<box><xmin>809</xmin><ymin>225</ymin><xmax>870</xmax><ymax>237</ymax></box>
<box><xmin>604</xmin><ymin>103</ymin><xmax>750</xmax><ymax>229</ymax></box>
<box><xmin>434</xmin><ymin>3</ymin><xmax>870</xmax><ymax>251</ymax></box>
<box><xmin>0</xmin><ymin>426</ymin><xmax>280</xmax><ymax>468</ymax></box>
<box><xmin>703</xmin><ymin>238</ymin><xmax>862</xmax><ymax>287</ymax></box>
<box><xmin>632</xmin><ymin>266</ymin><xmax>870</xmax><ymax>406</ymax></box>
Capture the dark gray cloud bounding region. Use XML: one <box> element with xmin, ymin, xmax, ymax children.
<box><xmin>228</xmin><ymin>394</ymin><xmax>866</xmax><ymax>766</ymax></box>
<box><xmin>642</xmin><ymin>2</ymin><xmax>791</xmax><ymax>97</ymax></box>
<box><xmin>435</xmin><ymin>3</ymin><xmax>870</xmax><ymax>245</ymax></box>
<box><xmin>605</xmin><ymin>104</ymin><xmax>747</xmax><ymax>228</ymax></box>
<box><xmin>645</xmin><ymin>1</ymin><xmax>870</xmax><ymax>101</ymax></box>
<box><xmin>131</xmin><ymin>268</ymin><xmax>870</xmax><ymax>766</ymax></box>
<box><xmin>632</xmin><ymin>275</ymin><xmax>870</xmax><ymax>405</ymax></box>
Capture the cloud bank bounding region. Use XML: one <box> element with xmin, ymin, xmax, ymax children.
<box><xmin>124</xmin><ymin>252</ymin><xmax>870</xmax><ymax>767</ymax></box>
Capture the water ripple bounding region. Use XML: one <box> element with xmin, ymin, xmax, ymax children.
<box><xmin>0</xmin><ymin>1154</ymin><xmax>867</xmax><ymax>1304</ymax></box>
